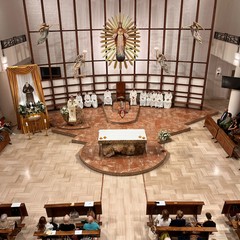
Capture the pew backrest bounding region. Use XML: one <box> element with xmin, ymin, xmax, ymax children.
<box><xmin>221</xmin><ymin>200</ymin><xmax>240</xmax><ymax>219</ymax></box>
<box><xmin>147</xmin><ymin>201</ymin><xmax>204</xmax><ymax>222</ymax></box>
<box><xmin>44</xmin><ymin>201</ymin><xmax>102</xmax><ymax>221</ymax></box>
<box><xmin>0</xmin><ymin>203</ymin><xmax>28</xmax><ymax>222</ymax></box>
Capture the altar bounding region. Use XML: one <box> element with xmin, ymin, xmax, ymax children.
<box><xmin>98</xmin><ymin>129</ymin><xmax>147</xmax><ymax>157</ymax></box>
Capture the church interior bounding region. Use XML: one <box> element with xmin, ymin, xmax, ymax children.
<box><xmin>0</xmin><ymin>0</ymin><xmax>240</xmax><ymax>239</ymax></box>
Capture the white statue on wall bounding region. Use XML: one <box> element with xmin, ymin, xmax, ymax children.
<box><xmin>183</xmin><ymin>21</ymin><xmax>204</xmax><ymax>44</ymax></box>
<box><xmin>67</xmin><ymin>95</ymin><xmax>78</xmax><ymax>122</ymax></box>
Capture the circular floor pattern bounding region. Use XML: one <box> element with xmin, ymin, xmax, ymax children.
<box><xmin>79</xmin><ymin>140</ymin><xmax>169</xmax><ymax>176</ymax></box>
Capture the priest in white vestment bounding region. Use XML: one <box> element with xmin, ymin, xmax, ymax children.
<box><xmin>67</xmin><ymin>95</ymin><xmax>78</xmax><ymax>122</ymax></box>
<box><xmin>76</xmin><ymin>93</ymin><xmax>83</xmax><ymax>109</ymax></box>
<box><xmin>164</xmin><ymin>90</ymin><xmax>173</xmax><ymax>108</ymax></box>
<box><xmin>130</xmin><ymin>89</ymin><xmax>137</xmax><ymax>105</ymax></box>
<box><xmin>104</xmin><ymin>89</ymin><xmax>112</xmax><ymax>105</ymax></box>
<box><xmin>84</xmin><ymin>93</ymin><xmax>92</xmax><ymax>107</ymax></box>
<box><xmin>155</xmin><ymin>92</ymin><xmax>164</xmax><ymax>108</ymax></box>
<box><xmin>91</xmin><ymin>93</ymin><xmax>98</xmax><ymax>108</ymax></box>
<box><xmin>140</xmin><ymin>91</ymin><xmax>147</xmax><ymax>106</ymax></box>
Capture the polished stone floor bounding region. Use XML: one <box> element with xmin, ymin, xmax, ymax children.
<box><xmin>50</xmin><ymin>103</ymin><xmax>217</xmax><ymax>175</ymax></box>
<box><xmin>1</xmin><ymin>99</ymin><xmax>240</xmax><ymax>240</ymax></box>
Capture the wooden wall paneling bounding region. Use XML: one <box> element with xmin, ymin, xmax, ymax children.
<box><xmin>88</xmin><ymin>0</ymin><xmax>96</xmax><ymax>93</ymax></box>
<box><xmin>103</xmin><ymin>0</ymin><xmax>109</xmax><ymax>90</ymax></box>
<box><xmin>186</xmin><ymin>0</ymin><xmax>200</xmax><ymax>108</ymax></box>
<box><xmin>73</xmin><ymin>0</ymin><xmax>82</xmax><ymax>94</ymax></box>
<box><xmin>146</xmin><ymin>0</ymin><xmax>152</xmax><ymax>92</ymax></box>
<box><xmin>173</xmin><ymin>0</ymin><xmax>184</xmax><ymax>107</ymax></box>
<box><xmin>57</xmin><ymin>0</ymin><xmax>68</xmax><ymax>103</ymax></box>
<box><xmin>201</xmin><ymin>0</ymin><xmax>217</xmax><ymax>108</ymax></box>
<box><xmin>22</xmin><ymin>0</ymin><xmax>34</xmax><ymax>64</ymax></box>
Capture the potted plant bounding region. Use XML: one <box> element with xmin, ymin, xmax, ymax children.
<box><xmin>157</xmin><ymin>130</ymin><xmax>171</xmax><ymax>144</ymax></box>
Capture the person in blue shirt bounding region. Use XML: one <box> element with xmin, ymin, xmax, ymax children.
<box><xmin>83</xmin><ymin>216</ymin><xmax>100</xmax><ymax>230</ymax></box>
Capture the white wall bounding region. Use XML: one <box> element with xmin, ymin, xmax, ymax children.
<box><xmin>0</xmin><ymin>0</ymin><xmax>26</xmax><ymax>40</ymax></box>
<box><xmin>205</xmin><ymin>0</ymin><xmax>240</xmax><ymax>100</ymax></box>
<box><xmin>0</xmin><ymin>0</ymin><xmax>27</xmax><ymax>124</ymax></box>
<box><xmin>214</xmin><ymin>0</ymin><xmax>240</xmax><ymax>35</ymax></box>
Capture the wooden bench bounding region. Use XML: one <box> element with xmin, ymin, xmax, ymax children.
<box><xmin>155</xmin><ymin>226</ymin><xmax>217</xmax><ymax>240</ymax></box>
<box><xmin>221</xmin><ymin>200</ymin><xmax>240</xmax><ymax>239</ymax></box>
<box><xmin>204</xmin><ymin>115</ymin><xmax>220</xmax><ymax>139</ymax></box>
<box><xmin>0</xmin><ymin>203</ymin><xmax>28</xmax><ymax>223</ymax></box>
<box><xmin>44</xmin><ymin>201</ymin><xmax>102</xmax><ymax>222</ymax></box>
<box><xmin>0</xmin><ymin>203</ymin><xmax>28</xmax><ymax>239</ymax></box>
<box><xmin>146</xmin><ymin>201</ymin><xmax>204</xmax><ymax>224</ymax></box>
<box><xmin>34</xmin><ymin>229</ymin><xmax>101</xmax><ymax>239</ymax></box>
<box><xmin>204</xmin><ymin>115</ymin><xmax>238</xmax><ymax>158</ymax></box>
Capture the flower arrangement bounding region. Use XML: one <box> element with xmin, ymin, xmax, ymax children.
<box><xmin>60</xmin><ymin>106</ymin><xmax>69</xmax><ymax>122</ymax></box>
<box><xmin>158</xmin><ymin>130</ymin><xmax>171</xmax><ymax>142</ymax></box>
<box><xmin>18</xmin><ymin>101</ymin><xmax>46</xmax><ymax>117</ymax></box>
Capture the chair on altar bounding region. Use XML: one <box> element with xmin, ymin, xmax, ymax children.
<box><xmin>116</xmin><ymin>82</ymin><xmax>125</xmax><ymax>101</ymax></box>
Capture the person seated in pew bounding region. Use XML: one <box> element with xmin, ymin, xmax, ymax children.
<box><xmin>217</xmin><ymin>108</ymin><xmax>228</xmax><ymax>125</ymax></box>
<box><xmin>37</xmin><ymin>216</ymin><xmax>58</xmax><ymax>232</ymax></box>
<box><xmin>154</xmin><ymin>209</ymin><xmax>171</xmax><ymax>226</ymax></box>
<box><xmin>219</xmin><ymin>112</ymin><xmax>232</xmax><ymax>132</ymax></box>
<box><xmin>170</xmin><ymin>210</ymin><xmax>189</xmax><ymax>240</ymax></box>
<box><xmin>83</xmin><ymin>216</ymin><xmax>100</xmax><ymax>230</ymax></box>
<box><xmin>59</xmin><ymin>214</ymin><xmax>75</xmax><ymax>231</ymax></box>
<box><xmin>169</xmin><ymin>210</ymin><xmax>186</xmax><ymax>227</ymax></box>
<box><xmin>0</xmin><ymin>213</ymin><xmax>15</xmax><ymax>229</ymax></box>
<box><xmin>197</xmin><ymin>212</ymin><xmax>216</xmax><ymax>240</ymax></box>
<box><xmin>228</xmin><ymin>117</ymin><xmax>239</xmax><ymax>136</ymax></box>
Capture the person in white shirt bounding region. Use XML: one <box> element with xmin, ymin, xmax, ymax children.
<box><xmin>154</xmin><ymin>209</ymin><xmax>171</xmax><ymax>227</ymax></box>
<box><xmin>104</xmin><ymin>89</ymin><xmax>112</xmax><ymax>105</ymax></box>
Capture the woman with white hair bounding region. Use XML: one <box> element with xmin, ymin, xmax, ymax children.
<box><xmin>58</xmin><ymin>214</ymin><xmax>75</xmax><ymax>231</ymax></box>
<box><xmin>0</xmin><ymin>213</ymin><xmax>15</xmax><ymax>229</ymax></box>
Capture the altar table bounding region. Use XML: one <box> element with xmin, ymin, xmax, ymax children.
<box><xmin>98</xmin><ymin>129</ymin><xmax>147</xmax><ymax>157</ymax></box>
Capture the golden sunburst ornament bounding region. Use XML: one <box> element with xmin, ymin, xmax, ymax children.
<box><xmin>101</xmin><ymin>13</ymin><xmax>140</xmax><ymax>69</ymax></box>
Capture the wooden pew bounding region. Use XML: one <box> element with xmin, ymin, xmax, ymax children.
<box><xmin>0</xmin><ymin>228</ymin><xmax>14</xmax><ymax>240</ymax></box>
<box><xmin>146</xmin><ymin>201</ymin><xmax>204</xmax><ymax>224</ymax></box>
<box><xmin>0</xmin><ymin>203</ymin><xmax>28</xmax><ymax>223</ymax></box>
<box><xmin>221</xmin><ymin>200</ymin><xmax>240</xmax><ymax>239</ymax></box>
<box><xmin>44</xmin><ymin>201</ymin><xmax>102</xmax><ymax>222</ymax></box>
<box><xmin>215</xmin><ymin>128</ymin><xmax>237</xmax><ymax>158</ymax></box>
<box><xmin>204</xmin><ymin>115</ymin><xmax>220</xmax><ymax>139</ymax></box>
<box><xmin>34</xmin><ymin>229</ymin><xmax>101</xmax><ymax>239</ymax></box>
<box><xmin>204</xmin><ymin>115</ymin><xmax>237</xmax><ymax>158</ymax></box>
<box><xmin>155</xmin><ymin>226</ymin><xmax>217</xmax><ymax>240</ymax></box>
<box><xmin>221</xmin><ymin>200</ymin><xmax>240</xmax><ymax>220</ymax></box>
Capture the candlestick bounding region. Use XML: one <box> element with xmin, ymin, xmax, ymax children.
<box><xmin>44</xmin><ymin>119</ymin><xmax>48</xmax><ymax>136</ymax></box>
<box><xmin>25</xmin><ymin>122</ymin><xmax>31</xmax><ymax>140</ymax></box>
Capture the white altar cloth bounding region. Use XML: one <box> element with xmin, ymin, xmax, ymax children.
<box><xmin>98</xmin><ymin>129</ymin><xmax>147</xmax><ymax>142</ymax></box>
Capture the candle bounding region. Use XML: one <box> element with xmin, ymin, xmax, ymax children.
<box><xmin>26</xmin><ymin>122</ymin><xmax>28</xmax><ymax>127</ymax></box>
<box><xmin>44</xmin><ymin>119</ymin><xmax>47</xmax><ymax>123</ymax></box>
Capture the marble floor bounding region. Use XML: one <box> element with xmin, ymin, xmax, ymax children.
<box><xmin>1</xmin><ymin>99</ymin><xmax>240</xmax><ymax>240</ymax></box>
